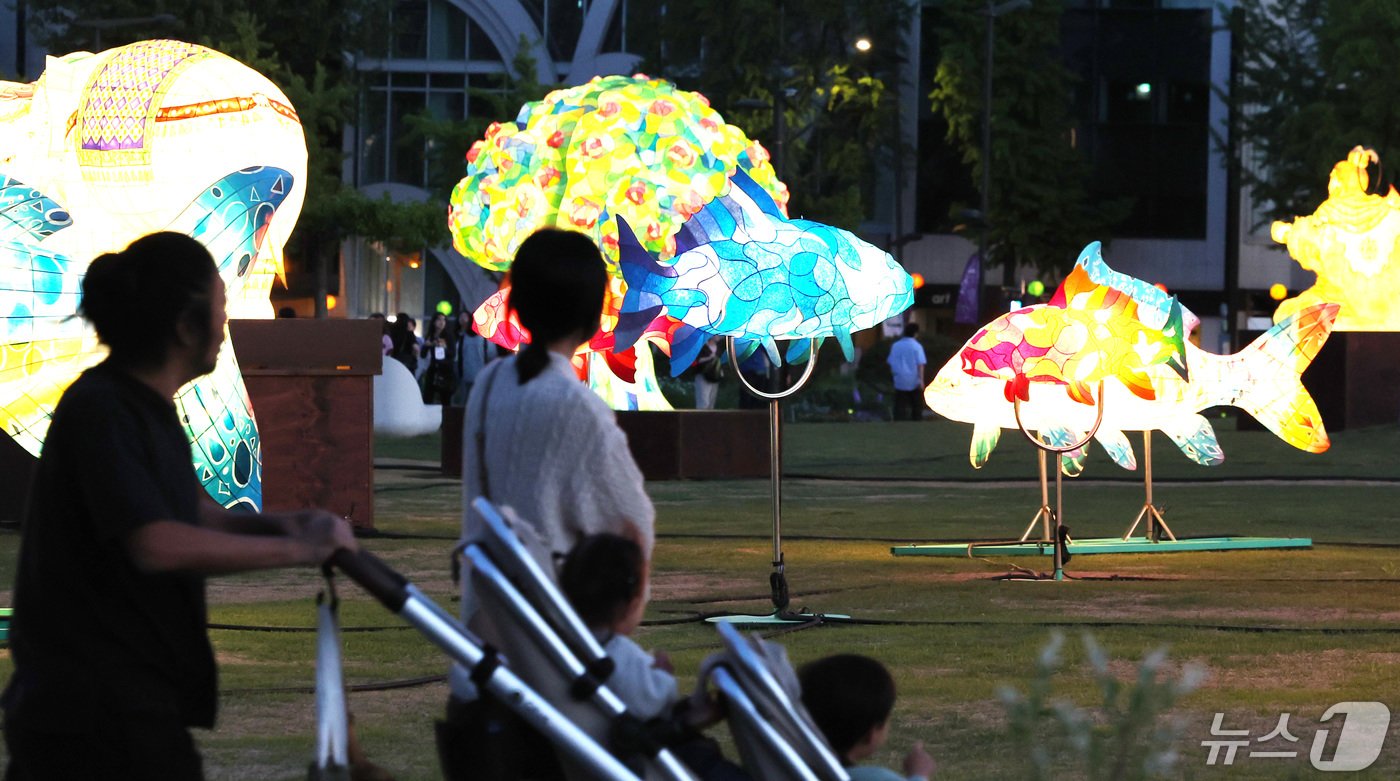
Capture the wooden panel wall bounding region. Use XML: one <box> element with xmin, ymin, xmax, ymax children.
<box><xmin>231</xmin><ymin>319</ymin><xmax>381</xmax><ymax>528</ymax></box>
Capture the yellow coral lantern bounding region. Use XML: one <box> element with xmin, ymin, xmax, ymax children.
<box><xmin>1271</xmin><ymin>146</ymin><xmax>1400</xmax><ymax>331</ymax></box>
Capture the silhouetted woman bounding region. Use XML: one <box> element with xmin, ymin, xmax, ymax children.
<box><xmin>436</xmin><ymin>228</ymin><xmax>654</xmax><ymax>779</ymax></box>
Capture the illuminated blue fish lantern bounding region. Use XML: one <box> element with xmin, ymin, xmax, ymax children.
<box><xmin>615</xmin><ymin>169</ymin><xmax>914</xmax><ymax>371</ymax></box>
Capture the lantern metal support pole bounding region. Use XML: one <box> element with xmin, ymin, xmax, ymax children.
<box><xmin>709</xmin><ymin>338</ymin><xmax>822</xmax><ymax>623</ymax></box>
<box><xmin>1013</xmin><ymin>382</ymin><xmax>1105</xmax><ymax>581</ymax></box>
<box><xmin>1122</xmin><ymin>431</ymin><xmax>1176</xmax><ymax>542</ymax></box>
<box><xmin>1021</xmin><ymin>449</ymin><xmax>1053</xmax><ymax>542</ymax></box>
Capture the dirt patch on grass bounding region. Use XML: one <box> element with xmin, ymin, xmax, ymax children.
<box><xmin>989</xmin><ymin>585</ymin><xmax>1400</xmax><ymax>626</ymax></box>
<box><xmin>991</xmin><ymin>590</ymin><xmax>1164</xmax><ymax>614</ymax></box>
<box><xmin>1197</xmin><ymin>649</ymin><xmax>1400</xmax><ymax>691</ymax></box>
<box><xmin>206</xmin><ymin>570</ymin><xmax>328</xmax><ymax>605</ymax></box>
<box><xmin>650</xmin><ymin>571</ymin><xmax>733</xmax><ymax>601</ymax></box>
<box><xmin>1182</xmin><ymin>606</ymin><xmax>1400</xmax><ymax>624</ymax></box>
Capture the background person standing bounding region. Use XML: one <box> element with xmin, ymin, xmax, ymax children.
<box><xmin>452</xmin><ymin>309</ymin><xmax>492</xmax><ymax>406</ymax></box>
<box><xmin>887</xmin><ymin>323</ymin><xmax>928</xmax><ymax>421</ymax></box>
<box><xmin>420</xmin><ymin>311</ymin><xmax>457</xmax><ymax>404</ymax></box>
<box><xmin>692</xmin><ymin>336</ymin><xmax>724</xmax><ymax>409</ymax></box>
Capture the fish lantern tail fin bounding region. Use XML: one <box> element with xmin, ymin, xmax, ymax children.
<box><xmin>1229</xmin><ymin>303</ymin><xmax>1338</xmax><ymax>453</ymax></box>
<box><xmin>615</xmin><ymin>216</ymin><xmax>670</xmax><ymax>351</ymax></box>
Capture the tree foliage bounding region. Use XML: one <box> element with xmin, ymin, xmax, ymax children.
<box><xmin>1228</xmin><ymin>0</ymin><xmax>1400</xmax><ymax>224</ymax></box>
<box><xmin>644</xmin><ymin>0</ymin><xmax>914</xmax><ymax>230</ymax></box>
<box><xmin>399</xmin><ymin>43</ymin><xmax>550</xmax><ymax>203</ymax></box>
<box><xmin>929</xmin><ymin>0</ymin><xmax>1125</xmax><ymax>277</ymax></box>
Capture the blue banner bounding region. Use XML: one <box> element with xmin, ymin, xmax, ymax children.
<box><xmin>954</xmin><ymin>252</ymin><xmax>981</xmax><ymax>324</ymax></box>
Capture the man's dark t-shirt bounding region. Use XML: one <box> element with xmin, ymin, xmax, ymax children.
<box><xmin>2</xmin><ymin>361</ymin><xmax>217</xmax><ymax>730</ymax></box>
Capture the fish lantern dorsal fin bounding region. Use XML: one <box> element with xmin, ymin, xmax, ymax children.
<box><xmin>1048</xmin><ymin>265</ymin><xmax>1097</xmax><ymax>308</ymax></box>
<box><xmin>727</xmin><ymin>167</ymin><xmax>786</xmax><ymax>220</ymax></box>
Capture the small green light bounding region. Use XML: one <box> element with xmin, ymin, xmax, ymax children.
<box><xmin>436</xmin><ymin>300</ymin><xmax>453</xmax><ymax>316</ymax></box>
<box><xmin>1027</xmin><ymin>280</ymin><xmax>1045</xmax><ymax>297</ymax></box>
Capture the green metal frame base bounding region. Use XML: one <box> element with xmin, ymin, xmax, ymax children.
<box><xmin>891</xmin><ymin>536</ymin><xmax>1313</xmax><ymax>557</ymax></box>
<box><xmin>705</xmin><ymin>611</ymin><xmax>851</xmax><ymax>626</ymax></box>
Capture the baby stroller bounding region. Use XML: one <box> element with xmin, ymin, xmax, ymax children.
<box><xmin>327</xmin><ymin>546</ymin><xmax>645</xmax><ymax>780</ymax></box>
<box><xmin>706</xmin><ymin>622</ymin><xmax>850</xmax><ymax>781</ymax></box>
<box><xmin>461</xmin><ymin>497</ymin><xmax>698</xmax><ymax>781</ymax></box>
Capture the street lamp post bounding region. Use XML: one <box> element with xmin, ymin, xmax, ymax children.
<box><xmin>979</xmin><ymin>0</ymin><xmax>1030</xmax><ymax>310</ymax></box>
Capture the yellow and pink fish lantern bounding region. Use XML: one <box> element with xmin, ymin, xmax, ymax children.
<box><xmin>448</xmin><ymin>74</ymin><xmax>788</xmax><ymax>410</ymax></box>
<box><xmin>1271</xmin><ymin>146</ymin><xmax>1400</xmax><ymax>332</ymax></box>
<box><xmin>927</xmin><ymin>243</ymin><xmax>1335</xmax><ymax>475</ymax></box>
<box><xmin>1</xmin><ymin>40</ymin><xmax>307</xmax><ymax>510</ymax></box>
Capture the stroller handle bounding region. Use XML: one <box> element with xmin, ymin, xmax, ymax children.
<box><xmin>331</xmin><ymin>548</ymin><xmax>409</xmax><ymax>611</ymax></box>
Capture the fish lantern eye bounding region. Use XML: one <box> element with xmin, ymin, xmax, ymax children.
<box><xmin>1269</xmin><ymin>283</ymin><xmax>1287</xmax><ymax>301</ymax></box>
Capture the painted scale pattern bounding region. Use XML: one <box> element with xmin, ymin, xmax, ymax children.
<box><xmin>959</xmin><ymin>263</ymin><xmax>1188</xmax><ymax>406</ymax></box>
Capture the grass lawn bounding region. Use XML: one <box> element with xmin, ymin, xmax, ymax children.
<box><xmin>1</xmin><ymin>420</ymin><xmax>1398</xmax><ymax>779</ymax></box>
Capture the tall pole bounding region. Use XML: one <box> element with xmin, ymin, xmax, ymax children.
<box><xmin>980</xmin><ymin>0</ymin><xmax>1030</xmax><ymax>305</ymax></box>
<box><xmin>1225</xmin><ymin>5</ymin><xmax>1243</xmax><ymax>354</ymax></box>
<box><xmin>768</xmin><ymin>396</ymin><xmax>785</xmax><ymax>611</ymax></box>
<box><xmin>980</xmin><ymin>0</ymin><xmax>994</xmax><ymax>312</ymax></box>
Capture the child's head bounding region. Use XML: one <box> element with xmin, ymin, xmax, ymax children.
<box><xmin>560</xmin><ymin>533</ymin><xmax>647</xmax><ymax>634</ymax></box>
<box><xmin>798</xmin><ymin>654</ymin><xmax>897</xmax><ymax>763</ymax></box>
